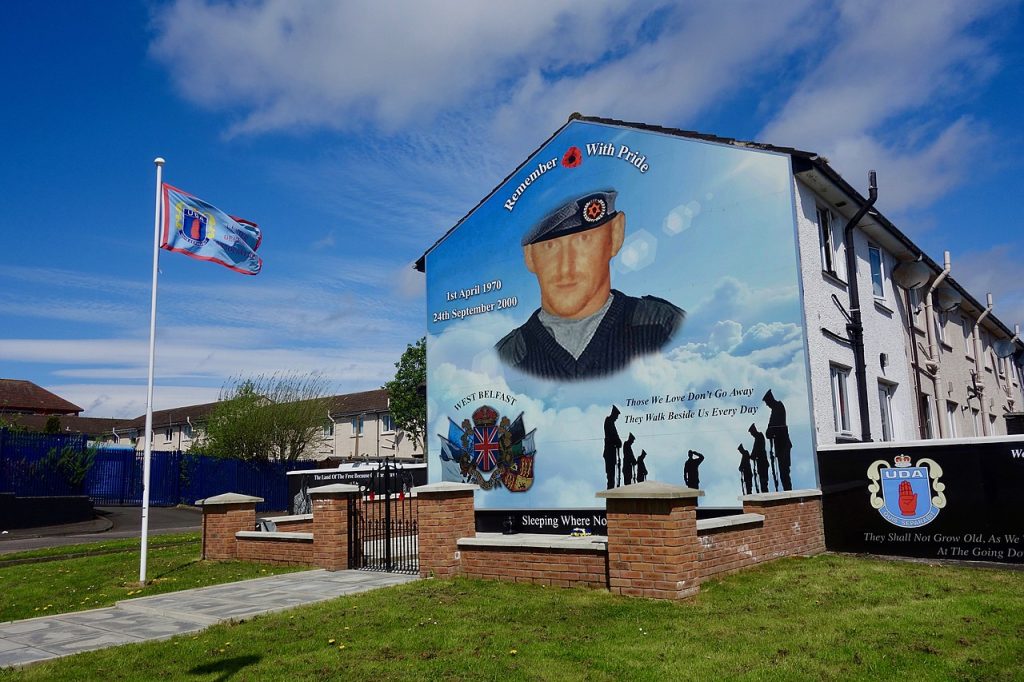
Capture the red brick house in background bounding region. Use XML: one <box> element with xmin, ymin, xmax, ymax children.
<box><xmin>0</xmin><ymin>379</ymin><xmax>82</xmax><ymax>416</ymax></box>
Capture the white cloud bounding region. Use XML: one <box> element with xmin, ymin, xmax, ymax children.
<box><xmin>760</xmin><ymin>0</ymin><xmax>1007</xmax><ymax>211</ymax></box>
<box><xmin>955</xmin><ymin>244</ymin><xmax>1024</xmax><ymax>329</ymax></box>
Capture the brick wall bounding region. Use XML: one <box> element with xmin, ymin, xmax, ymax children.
<box><xmin>273</xmin><ymin>517</ymin><xmax>314</xmax><ymax>532</ymax></box>
<box><xmin>415</xmin><ymin>483</ymin><xmax>476</xmax><ymax>579</ymax></box>
<box><xmin>236</xmin><ymin>536</ymin><xmax>314</xmax><ymax>565</ymax></box>
<box><xmin>312</xmin><ymin>493</ymin><xmax>351</xmax><ymax>571</ymax></box>
<box><xmin>605</xmin><ymin>496</ymin><xmax>701</xmax><ymax>599</ymax></box>
<box><xmin>698</xmin><ymin>494</ymin><xmax>825</xmax><ymax>580</ymax></box>
<box><xmin>202</xmin><ymin>502</ymin><xmax>257</xmax><ymax>560</ymax></box>
<box><xmin>698</xmin><ymin>522</ymin><xmax>765</xmax><ymax>579</ymax></box>
<box><xmin>462</xmin><ymin>547</ymin><xmax>606</xmax><ymax>589</ymax></box>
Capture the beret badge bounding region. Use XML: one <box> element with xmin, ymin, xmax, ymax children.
<box><xmin>582</xmin><ymin>197</ymin><xmax>607</xmax><ymax>223</ymax></box>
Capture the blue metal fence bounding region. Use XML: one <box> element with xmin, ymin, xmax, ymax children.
<box><xmin>1</xmin><ymin>429</ymin><xmax>312</xmax><ymax>512</ymax></box>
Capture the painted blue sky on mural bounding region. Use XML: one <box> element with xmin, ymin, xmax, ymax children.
<box><xmin>1</xmin><ymin>1</ymin><xmax>1022</xmax><ymax>418</ymax></box>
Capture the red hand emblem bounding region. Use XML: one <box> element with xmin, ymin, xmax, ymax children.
<box><xmin>898</xmin><ymin>480</ymin><xmax>918</xmax><ymax>516</ymax></box>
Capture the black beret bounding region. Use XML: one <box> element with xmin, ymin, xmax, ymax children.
<box><xmin>521</xmin><ymin>190</ymin><xmax>618</xmax><ymax>247</ymax></box>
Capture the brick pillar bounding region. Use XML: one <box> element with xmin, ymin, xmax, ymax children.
<box><xmin>198</xmin><ymin>493</ymin><xmax>263</xmax><ymax>560</ymax></box>
<box><xmin>741</xmin><ymin>489</ymin><xmax>825</xmax><ymax>558</ymax></box>
<box><xmin>413</xmin><ymin>482</ymin><xmax>477</xmax><ymax>579</ymax></box>
<box><xmin>598</xmin><ymin>481</ymin><xmax>703</xmax><ymax>600</ymax></box>
<box><xmin>310</xmin><ymin>483</ymin><xmax>360</xmax><ymax>571</ymax></box>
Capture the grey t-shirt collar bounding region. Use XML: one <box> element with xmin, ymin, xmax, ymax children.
<box><xmin>537</xmin><ymin>292</ymin><xmax>614</xmax><ymax>360</ymax></box>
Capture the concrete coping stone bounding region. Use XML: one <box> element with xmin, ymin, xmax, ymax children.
<box><xmin>308</xmin><ymin>483</ymin><xmax>361</xmax><ymax>496</ymax></box>
<box><xmin>413</xmin><ymin>482</ymin><xmax>479</xmax><ymax>495</ymax></box>
<box><xmin>235</xmin><ymin>530</ymin><xmax>313</xmax><ymax>542</ymax></box>
<box><xmin>195</xmin><ymin>492</ymin><xmax>264</xmax><ymax>506</ymax></box>
<box><xmin>596</xmin><ymin>480</ymin><xmax>704</xmax><ymax>500</ymax></box>
<box><xmin>262</xmin><ymin>513</ymin><xmax>313</xmax><ymax>523</ymax></box>
<box><xmin>697</xmin><ymin>513</ymin><xmax>765</xmax><ymax>532</ymax></box>
<box><xmin>739</xmin><ymin>488</ymin><xmax>822</xmax><ymax>503</ymax></box>
<box><xmin>458</xmin><ymin>532</ymin><xmax>608</xmax><ymax>551</ymax></box>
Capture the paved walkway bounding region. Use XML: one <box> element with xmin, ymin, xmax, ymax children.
<box><xmin>0</xmin><ymin>569</ymin><xmax>418</xmax><ymax>668</ymax></box>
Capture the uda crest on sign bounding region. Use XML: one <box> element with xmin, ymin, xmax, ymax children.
<box><xmin>867</xmin><ymin>454</ymin><xmax>946</xmax><ymax>528</ymax></box>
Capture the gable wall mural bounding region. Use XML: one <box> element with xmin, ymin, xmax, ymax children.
<box><xmin>425</xmin><ymin>120</ymin><xmax>816</xmax><ymax>509</ymax></box>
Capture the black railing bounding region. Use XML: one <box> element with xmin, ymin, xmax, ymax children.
<box><xmin>349</xmin><ymin>458</ymin><xmax>419</xmax><ymax>574</ymax></box>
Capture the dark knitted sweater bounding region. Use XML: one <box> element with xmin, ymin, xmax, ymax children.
<box><xmin>495</xmin><ymin>290</ymin><xmax>684</xmax><ymax>381</ymax></box>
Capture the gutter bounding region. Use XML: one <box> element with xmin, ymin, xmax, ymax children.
<box><xmin>923</xmin><ymin>251</ymin><xmax>952</xmax><ymax>437</ymax></box>
<box><xmin>841</xmin><ymin>171</ymin><xmax>879</xmax><ymax>442</ymax></box>
<box><xmin>972</xmin><ymin>293</ymin><xmax>994</xmax><ymax>434</ymax></box>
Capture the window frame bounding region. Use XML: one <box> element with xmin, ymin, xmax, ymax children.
<box><xmin>830</xmin><ymin>364</ymin><xmax>852</xmax><ymax>436</ymax></box>
<box><xmin>868</xmin><ymin>244</ymin><xmax>885</xmax><ymax>300</ymax></box>
<box><xmin>351</xmin><ymin>415</ymin><xmax>364</xmax><ymax>436</ymax></box>
<box><xmin>878</xmin><ymin>382</ymin><xmax>896</xmax><ymax>442</ymax></box>
<box><xmin>381</xmin><ymin>413</ymin><xmax>396</xmax><ymax>434</ymax></box>
<box><xmin>946</xmin><ymin>401</ymin><xmax>958</xmax><ymax>438</ymax></box>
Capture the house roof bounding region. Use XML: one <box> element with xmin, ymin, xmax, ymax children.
<box><xmin>6</xmin><ymin>414</ymin><xmax>133</xmax><ymax>438</ymax></box>
<box><xmin>121</xmin><ymin>389</ymin><xmax>392</xmax><ymax>430</ymax></box>
<box><xmin>0</xmin><ymin>379</ymin><xmax>83</xmax><ymax>415</ymax></box>
<box><xmin>327</xmin><ymin>389</ymin><xmax>389</xmax><ymax>417</ymax></box>
<box><xmin>125</xmin><ymin>400</ymin><xmax>222</xmax><ymax>430</ymax></box>
<box><xmin>415</xmin><ymin>113</ymin><xmax>1022</xmax><ymax>347</ymax></box>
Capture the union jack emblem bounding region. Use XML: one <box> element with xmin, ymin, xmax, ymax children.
<box><xmin>473</xmin><ymin>426</ymin><xmax>500</xmax><ymax>472</ymax></box>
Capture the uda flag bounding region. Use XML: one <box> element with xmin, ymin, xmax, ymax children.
<box><xmin>160</xmin><ymin>184</ymin><xmax>263</xmax><ymax>275</ymax></box>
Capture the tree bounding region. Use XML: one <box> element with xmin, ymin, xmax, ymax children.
<box><xmin>195</xmin><ymin>373</ymin><xmax>331</xmax><ymax>462</ymax></box>
<box><xmin>384</xmin><ymin>337</ymin><xmax>426</xmax><ymax>454</ymax></box>
<box><xmin>43</xmin><ymin>416</ymin><xmax>61</xmax><ymax>434</ymax></box>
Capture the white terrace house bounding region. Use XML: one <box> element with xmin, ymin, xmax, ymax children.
<box><xmin>118</xmin><ymin>388</ymin><xmax>422</xmax><ymax>461</ymax></box>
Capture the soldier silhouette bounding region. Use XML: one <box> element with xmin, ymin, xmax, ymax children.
<box><xmin>623</xmin><ymin>433</ymin><xmax>637</xmax><ymax>485</ymax></box>
<box><xmin>603</xmin><ymin>405</ymin><xmax>622</xmax><ymax>489</ymax></box>
<box><xmin>763</xmin><ymin>389</ymin><xmax>793</xmax><ymax>491</ymax></box>
<box><xmin>684</xmin><ymin>450</ymin><xmax>705</xmax><ymax>489</ymax></box>
<box><xmin>737</xmin><ymin>444</ymin><xmax>753</xmax><ymax>496</ymax></box>
<box><xmin>636</xmin><ymin>450</ymin><xmax>649</xmax><ymax>482</ymax></box>
<box><xmin>748</xmin><ymin>423</ymin><xmax>769</xmax><ymax>494</ymax></box>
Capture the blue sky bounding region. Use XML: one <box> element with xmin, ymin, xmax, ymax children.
<box><xmin>2</xmin><ymin>0</ymin><xmax>1022</xmax><ymax>418</ymax></box>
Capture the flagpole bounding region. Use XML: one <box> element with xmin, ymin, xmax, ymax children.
<box><xmin>140</xmin><ymin>157</ymin><xmax>165</xmax><ymax>584</ymax></box>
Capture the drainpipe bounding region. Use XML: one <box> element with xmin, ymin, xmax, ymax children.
<box><xmin>327</xmin><ymin>410</ymin><xmax>337</xmax><ymax>458</ymax></box>
<box><xmin>904</xmin><ymin>267</ymin><xmax>927</xmax><ymax>437</ymax></box>
<box><xmin>923</xmin><ymin>251</ymin><xmax>952</xmax><ymax>437</ymax></box>
<box><xmin>842</xmin><ymin>170</ymin><xmax>879</xmax><ymax>442</ymax></box>
<box><xmin>972</xmin><ymin>293</ymin><xmax>993</xmax><ymax>435</ymax></box>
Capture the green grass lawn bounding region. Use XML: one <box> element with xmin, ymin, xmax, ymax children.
<box><xmin>0</xmin><ymin>533</ymin><xmax>305</xmax><ymax>623</ymax></box>
<box><xmin>3</xmin><ymin>554</ymin><xmax>1022</xmax><ymax>680</ymax></box>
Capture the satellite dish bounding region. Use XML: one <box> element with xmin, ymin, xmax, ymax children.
<box><xmin>933</xmin><ymin>285</ymin><xmax>962</xmax><ymax>313</ymax></box>
<box><xmin>994</xmin><ymin>339</ymin><xmax>1017</xmax><ymax>359</ymax></box>
<box><xmin>892</xmin><ymin>260</ymin><xmax>931</xmax><ymax>290</ymax></box>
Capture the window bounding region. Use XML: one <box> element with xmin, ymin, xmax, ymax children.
<box><xmin>868</xmin><ymin>245</ymin><xmax>885</xmax><ymax>299</ymax></box>
<box><xmin>163</xmin><ymin>427</ymin><xmax>173</xmax><ymax>442</ymax></box>
<box><xmin>934</xmin><ymin>310</ymin><xmax>947</xmax><ymax>346</ymax></box>
<box><xmin>381</xmin><ymin>413</ymin><xmax>396</xmax><ymax>433</ymax></box>
<box><xmin>830</xmin><ymin>365</ymin><xmax>852</xmax><ymax>435</ymax></box>
<box><xmin>323</xmin><ymin>421</ymin><xmax>334</xmax><ymax>437</ymax></box>
<box><xmin>971</xmin><ymin>408</ymin><xmax>981</xmax><ymax>437</ymax></box>
<box><xmin>351</xmin><ymin>415</ymin><xmax>363</xmax><ymax>436</ymax></box>
<box><xmin>946</xmin><ymin>401</ymin><xmax>958</xmax><ymax>438</ymax></box>
<box><xmin>817</xmin><ymin>207</ymin><xmax>844</xmax><ymax>278</ymax></box>
<box><xmin>919</xmin><ymin>393</ymin><xmax>934</xmax><ymax>439</ymax></box>
<box><xmin>962</xmin><ymin>317</ymin><xmax>973</xmax><ymax>356</ymax></box>
<box><xmin>878</xmin><ymin>383</ymin><xmax>895</xmax><ymax>442</ymax></box>
<box><xmin>183</xmin><ymin>423</ymin><xmax>193</xmax><ymax>439</ymax></box>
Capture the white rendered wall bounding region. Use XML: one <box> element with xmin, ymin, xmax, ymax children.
<box><xmin>793</xmin><ymin>178</ymin><xmax>915</xmax><ymax>446</ymax></box>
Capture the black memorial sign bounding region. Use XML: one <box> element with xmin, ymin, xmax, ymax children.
<box><xmin>287</xmin><ymin>463</ymin><xmax>427</xmax><ymax>514</ymax></box>
<box><xmin>818</xmin><ymin>439</ymin><xmax>1024</xmax><ymax>563</ymax></box>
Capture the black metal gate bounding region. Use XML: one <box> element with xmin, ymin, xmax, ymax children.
<box><xmin>348</xmin><ymin>459</ymin><xmax>419</xmax><ymax>574</ymax></box>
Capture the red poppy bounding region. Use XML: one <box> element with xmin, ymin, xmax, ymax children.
<box><xmin>562</xmin><ymin>146</ymin><xmax>582</xmax><ymax>168</ymax></box>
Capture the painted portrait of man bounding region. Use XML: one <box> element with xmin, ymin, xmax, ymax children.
<box><xmin>495</xmin><ymin>189</ymin><xmax>684</xmax><ymax>380</ymax></box>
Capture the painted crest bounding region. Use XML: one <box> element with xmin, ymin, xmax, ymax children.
<box><xmin>867</xmin><ymin>454</ymin><xmax>946</xmax><ymax>527</ymax></box>
<box><xmin>175</xmin><ymin>202</ymin><xmax>216</xmax><ymax>246</ymax></box>
<box><xmin>438</xmin><ymin>405</ymin><xmax>537</xmax><ymax>492</ymax></box>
